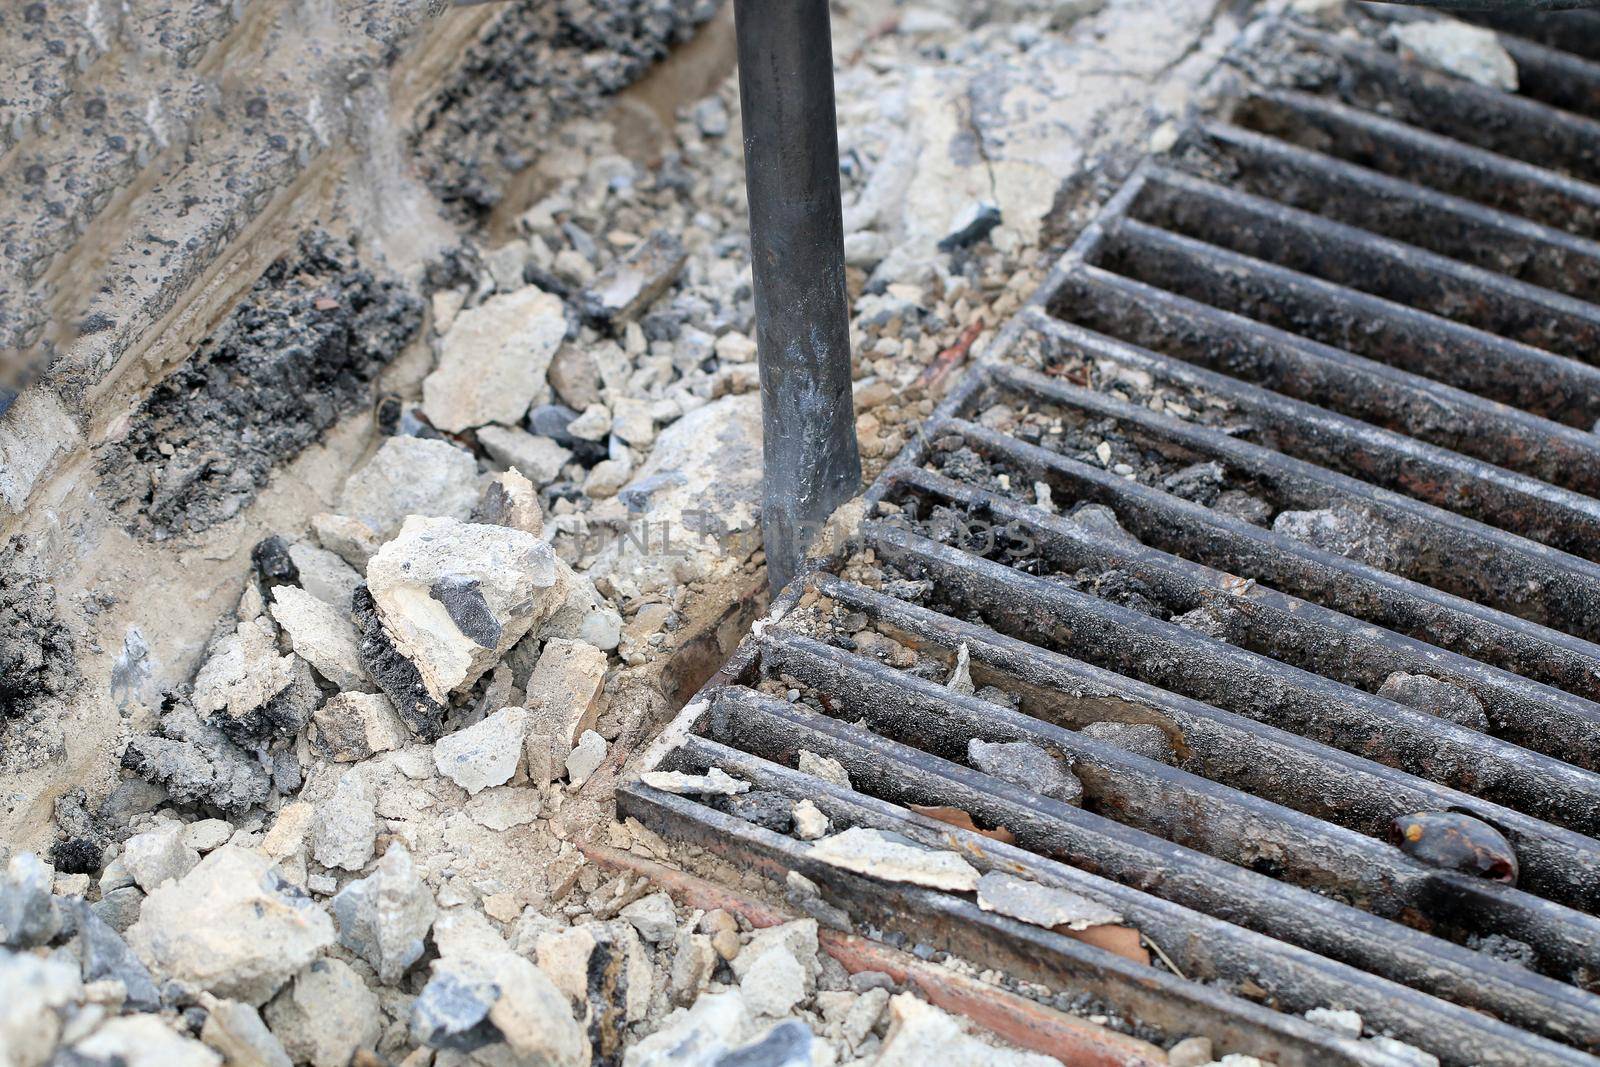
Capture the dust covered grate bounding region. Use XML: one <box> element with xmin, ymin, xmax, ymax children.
<box><xmin>622</xmin><ymin>15</ymin><xmax>1600</xmax><ymax>1067</ymax></box>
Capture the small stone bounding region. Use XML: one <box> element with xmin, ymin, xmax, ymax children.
<box><xmin>473</xmin><ymin>468</ymin><xmax>546</xmax><ymax>538</ymax></box>
<box><xmin>585</xmin><ymin>457</ymin><xmax>634</xmax><ymax>499</ymax></box>
<box><xmin>968</xmin><ymin>739</ymin><xmax>1082</xmax><ymax>804</ymax></box>
<box><xmin>808</xmin><ymin>828</ymin><xmax>980</xmax><ymax>891</ymax></box>
<box><xmin>1393</xmin><ymin>20</ymin><xmax>1517</xmax><ymax>91</ymax></box>
<box><xmin>611</xmin><ymin>397</ymin><xmax>656</xmax><ymax>447</ymax></box>
<box><xmin>1080</xmin><ymin>722</ymin><xmax>1176</xmax><ymax>764</ymax></box>
<box><xmin>1376</xmin><ymin>673</ymin><xmax>1490</xmax><ymax>732</ymax></box>
<box><xmin>478</xmin><ymin>425</ymin><xmax>574</xmax><ymax>486</ymax></box>
<box><xmin>410</xmin><ymin>959</ymin><xmax>501</xmax><ymax>1051</ymax></box>
<box><xmin>423</xmin><ymin>287</ymin><xmax>568</xmax><ymax>433</ymax></box>
<box><xmin>1305</xmin><ymin>1007</ymin><xmax>1363</xmax><ymax>1038</ymax></box>
<box><xmin>312</xmin><ymin>771</ymin><xmax>377</xmax><ymax>871</ymax></box>
<box><xmin>639</xmin><ymin>768</ymin><xmax>750</xmax><ymax>796</ymax></box>
<box><xmin>338</xmin><ymin>436</ymin><xmax>479</xmax><ymax>541</ymax></box>
<box><xmin>312</xmin><ymin>692</ymin><xmax>409</xmax><ymax>763</ymax></box>
<box><xmin>331</xmin><ymin>842</ymin><xmax>436</xmax><ymax>984</ymax></box>
<box><xmin>182</xmin><ymin>819</ymin><xmax>235</xmax><ymax>854</ymax></box>
<box><xmin>692</xmin><ymin>96</ymin><xmax>729</xmax><ymax>137</ymax></box>
<box><xmin>577</xmin><ymin>230</ymin><xmax>688</xmax><ymax>328</ymax></box>
<box><xmin>1167</xmin><ymin>1036</ymin><xmax>1214</xmax><ymax>1067</ymax></box>
<box><xmin>736</xmin><ymin>937</ymin><xmax>811</xmax><ymax>1017</ymax></box>
<box><xmin>191</xmin><ymin>620</ymin><xmax>302</xmax><ymax>744</ymax></box>
<box><xmin>201</xmin><ymin>997</ymin><xmax>293</xmax><ymax>1067</ymax></box>
<box><xmin>620</xmin><ymin>891</ymin><xmax>677</xmax><ymax>944</ymax></box>
<box><xmin>466</xmin><ymin>786</ymin><xmax>542</xmax><ymax>831</ymax></box>
<box><xmin>485</xmin><ymin>240</ymin><xmax>530</xmax><ymax>292</ymax></box>
<box><xmin>367</xmin><ymin>516</ymin><xmax>560</xmax><ymax>703</ymax></box>
<box><xmin>59</xmin><ymin>897</ymin><xmax>162</xmax><ymax>1012</ymax></box>
<box><xmin>669</xmin><ymin>930</ymin><xmax>718</xmax><ymax>1005</ymax></box>
<box><xmin>567</xmin><ymin>403</ymin><xmax>612</xmax><ymax>441</ymax></box>
<box><xmin>792</xmin><ymin>800</ymin><xmax>829</xmax><ymax>840</ymax></box>
<box><xmin>311</xmin><ymin>513</ymin><xmax>383</xmax><ymax>571</ymax></box>
<box><xmin>548</xmin><ymin>345</ymin><xmax>603</xmax><ymax>410</ymax></box>
<box><xmin>286</xmin><ymin>543</ymin><xmax>362</xmax><ymax>611</ymax></box>
<box><xmin>1</xmin><ymin>851</ymin><xmax>60</xmax><ymax>948</ymax></box>
<box><xmin>701</xmin><ymin>909</ymin><xmax>741</xmax><ymax>961</ymax></box>
<box><xmin>261</xmin><ymin>803</ymin><xmax>316</xmax><ymax>860</ymax></box>
<box><xmin>797</xmin><ymin>750</ymin><xmax>851</xmax><ymax>790</ymax></box>
<box><xmin>436</xmin><ymin>707</ymin><xmax>529</xmax><ymax>794</ymax></box>
<box><xmin>566</xmin><ymin>729</ymin><xmax>608</xmax><ymax>785</ymax></box>
<box><xmin>264</xmin><ymin>958</ymin><xmax>382</xmax><ymax>1067</ymax></box>
<box><xmin>0</xmin><ymin>951</ymin><xmax>80</xmax><ymax>1064</ymax></box>
<box><xmin>71</xmin><ymin>1014</ymin><xmax>222</xmax><ymax>1067</ymax></box>
<box><xmin>123</xmin><ymin>826</ymin><xmax>200</xmax><ymax>891</ymax></box>
<box><xmin>1272</xmin><ymin>502</ymin><xmax>1402</xmax><ymax>572</ymax></box>
<box><xmin>93</xmin><ymin>886</ymin><xmax>145</xmax><ymax>933</ymax></box>
<box><xmin>976</xmin><ymin>872</ymin><xmax>1122</xmax><ymax>930</ymax></box>
<box><xmin>540</xmin><ymin>562</ymin><xmax>624</xmax><ymax>650</ymax></box>
<box><xmin>945</xmin><ymin>643</ymin><xmax>975</xmax><ymax>696</ymax></box>
<box><xmin>252</xmin><ymin>535</ymin><xmax>299</xmax><ymax>588</ymax></box>
<box><xmin>128</xmin><ymin>847</ymin><xmax>335</xmax><ymax>1005</ymax></box>
<box><xmin>270</xmin><ymin>586</ymin><xmax>367</xmax><ymax>691</ymax></box>
<box><xmin>623</xmin><ymin>988</ymin><xmax>751</xmax><ymax>1067</ymax></box>
<box><xmin>525</xmin><ymin>638</ymin><xmax>608</xmax><ymax>745</ymax></box>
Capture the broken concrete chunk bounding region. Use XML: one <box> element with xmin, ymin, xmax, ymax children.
<box><xmin>622</xmin><ymin>988</ymin><xmax>751</xmax><ymax>1067</ymax></box>
<box><xmin>58</xmin><ymin>896</ymin><xmax>162</xmax><ymax>1011</ymax></box>
<box><xmin>311</xmin><ymin>771</ymin><xmax>377</xmax><ymax>871</ymax></box>
<box><xmin>286</xmin><ymin>542</ymin><xmax>361</xmax><ymax>611</ymax></box>
<box><xmin>0</xmin><ymin>851</ymin><xmax>60</xmax><ymax>948</ymax></box>
<box><xmin>423</xmin><ymin>287</ymin><xmax>569</xmax><ymax>433</ymax></box>
<box><xmin>1393</xmin><ymin>20</ymin><xmax>1517</xmax><ymax>91</ymax></box>
<box><xmin>183</xmin><ymin>819</ymin><xmax>235</xmax><ymax>853</ymax></box>
<box><xmin>192</xmin><ymin>619</ymin><xmax>299</xmax><ymax>741</ymax></box>
<box><xmin>311</xmin><ymin>691</ymin><xmax>409</xmax><ymax>762</ymax></box>
<box><xmin>478</xmin><ymin>425</ymin><xmax>573</xmax><ymax>487</ymax></box>
<box><xmin>127</xmin><ymin>846</ymin><xmax>335</xmax><ymax>1005</ymax></box>
<box><xmin>471</xmin><ymin>468</ymin><xmax>545</xmax><ymax>537</ymax></box>
<box><xmin>1305</xmin><ymin>1007</ymin><xmax>1363</xmax><ymax>1039</ymax></box>
<box><xmin>70</xmin><ymin>1014</ymin><xmax>223</xmax><ymax>1067</ymax></box>
<box><xmin>525</xmin><ymin>637</ymin><xmax>608</xmax><ymax>745</ymax></box>
<box><xmin>620</xmin><ymin>891</ymin><xmax>677</xmax><ymax>945</ymax></box>
<box><xmin>565</xmin><ymin>729</ymin><xmax>608</xmax><ymax>786</ymax></box>
<box><xmin>797</xmin><ymin>750</ymin><xmax>852</xmax><ymax>791</ymax></box>
<box><xmin>976</xmin><ymin>871</ymin><xmax>1122</xmax><ymax>930</ymax></box>
<box><xmin>339</xmin><ymin>436</ymin><xmax>481</xmax><ymax>542</ymax></box>
<box><xmin>876</xmin><ymin>993</ymin><xmax>1059</xmax><ymax>1067</ymax></box>
<box><xmin>1080</xmin><ymin>722</ymin><xmax>1176</xmax><ymax>765</ymax></box>
<box><xmin>310</xmin><ymin>513</ymin><xmax>383</xmax><ymax>571</ymax></box>
<box><xmin>331</xmin><ymin>842</ymin><xmax>436</xmax><ymax>984</ymax></box>
<box><xmin>263</xmin><ymin>957</ymin><xmax>382</xmax><ymax>1067</ymax></box>
<box><xmin>123</xmin><ymin>826</ymin><xmax>200</xmax><ymax>891</ymax></box>
<box><xmin>367</xmin><ymin>516</ymin><xmax>560</xmax><ymax>702</ymax></box>
<box><xmin>121</xmin><ymin>703</ymin><xmax>273</xmax><ymax>815</ymax></box>
<box><xmin>639</xmin><ymin>768</ymin><xmax>750</xmax><ymax>796</ymax></box>
<box><xmin>1377</xmin><ymin>672</ymin><xmax>1490</xmax><ymax>732</ymax></box>
<box><xmin>968</xmin><ymin>738</ymin><xmax>1082</xmax><ymax>804</ymax></box>
<box><xmin>577</xmin><ymin>230</ymin><xmax>687</xmax><ymax>328</ymax></box>
<box><xmin>541</xmin><ymin>560</ymin><xmax>624</xmax><ymax>651</ymax></box>
<box><xmin>352</xmin><ymin>585</ymin><xmax>448</xmax><ymax>741</ymax></box>
<box><xmin>269</xmin><ymin>586</ymin><xmax>367</xmax><ymax>692</ymax></box>
<box><xmin>200</xmin><ymin>996</ymin><xmax>293</xmax><ymax>1067</ymax></box>
<box><xmin>945</xmin><ymin>643</ymin><xmax>975</xmax><ymax>696</ymax></box>
<box><xmin>808</xmin><ymin>828</ymin><xmax>981</xmax><ymax>891</ymax></box>
<box><xmin>466</xmin><ymin>786</ymin><xmax>542</xmax><ymax>831</ymax></box>
<box><xmin>792</xmin><ymin>800</ymin><xmax>830</xmax><ymax>841</ymax></box>
<box><xmin>434</xmin><ymin>707</ymin><xmax>529</xmax><ymax>795</ymax></box>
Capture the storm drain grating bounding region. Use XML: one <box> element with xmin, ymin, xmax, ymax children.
<box><xmin>622</xmin><ymin>17</ymin><xmax>1600</xmax><ymax>1067</ymax></box>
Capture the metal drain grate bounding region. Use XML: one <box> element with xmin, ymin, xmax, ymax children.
<box><xmin>622</xmin><ymin>17</ymin><xmax>1600</xmax><ymax>1067</ymax></box>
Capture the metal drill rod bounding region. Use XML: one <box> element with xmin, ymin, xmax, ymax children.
<box><xmin>734</xmin><ymin>0</ymin><xmax>862</xmax><ymax>594</ymax></box>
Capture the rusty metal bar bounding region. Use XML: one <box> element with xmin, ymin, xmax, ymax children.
<box><xmin>1185</xmin><ymin>118</ymin><xmax>1600</xmax><ymax>302</ymax></box>
<box><xmin>676</xmin><ymin>691</ymin><xmax>1600</xmax><ymax>1058</ymax></box>
<box><xmin>925</xmin><ymin>409</ymin><xmax>1600</xmax><ymax>700</ymax></box>
<box><xmin>987</xmin><ymin>363</ymin><xmax>1600</xmax><ymax>640</ymax></box>
<box><xmin>1119</xmin><ymin>168</ymin><xmax>1600</xmax><ymax>362</ymax></box>
<box><xmin>733</xmin><ymin>0</ymin><xmax>862</xmax><ymax>593</ymax></box>
<box><xmin>884</xmin><ymin>462</ymin><xmax>1600</xmax><ymax>777</ymax></box>
<box><xmin>1235</xmin><ymin>89</ymin><xmax>1600</xmax><ymax>237</ymax></box>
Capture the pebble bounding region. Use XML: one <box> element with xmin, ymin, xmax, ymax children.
<box><xmin>620</xmin><ymin>891</ymin><xmax>678</xmax><ymax>944</ymax></box>
<box><xmin>466</xmin><ymin>786</ymin><xmax>542</xmax><ymax>831</ymax></box>
<box><xmin>669</xmin><ymin>930</ymin><xmax>718</xmax><ymax>1005</ymax></box>
<box><xmin>71</xmin><ymin>1014</ymin><xmax>222</xmax><ymax>1067</ymax></box>
<box><xmin>182</xmin><ymin>819</ymin><xmax>235</xmax><ymax>853</ymax></box>
<box><xmin>312</xmin><ymin>692</ymin><xmax>409</xmax><ymax>763</ymax></box>
<box><xmin>791</xmin><ymin>800</ymin><xmax>830</xmax><ymax>840</ymax></box>
<box><xmin>200</xmin><ymin>996</ymin><xmax>293</xmax><ymax>1067</ymax></box>
<box><xmin>1</xmin><ymin>851</ymin><xmax>61</xmax><ymax>948</ymax></box>
<box><xmin>478</xmin><ymin>425</ymin><xmax>574</xmax><ymax>486</ymax></box>
<box><xmin>270</xmin><ymin>586</ymin><xmax>367</xmax><ymax>692</ymax></box>
<box><xmin>576</xmin><ymin>230</ymin><xmax>688</xmax><ymax>327</ymax></box>
<box><xmin>1393</xmin><ymin>20</ymin><xmax>1517</xmax><ymax>91</ymax></box>
<box><xmin>1167</xmin><ymin>1036</ymin><xmax>1213</xmax><ymax>1067</ymax></box>
<box><xmin>701</xmin><ymin>908</ymin><xmax>742</xmax><ymax>961</ymax></box>
<box><xmin>797</xmin><ymin>750</ymin><xmax>851</xmax><ymax>790</ymax></box>
<box><xmin>1305</xmin><ymin>1007</ymin><xmax>1363</xmax><ymax>1038</ymax></box>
